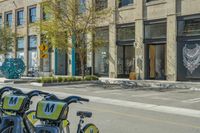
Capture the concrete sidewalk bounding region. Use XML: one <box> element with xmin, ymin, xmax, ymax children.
<box><xmin>99</xmin><ymin>78</ymin><xmax>200</xmax><ymax>90</ymax></box>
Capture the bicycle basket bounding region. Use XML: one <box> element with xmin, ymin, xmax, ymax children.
<box><xmin>36</xmin><ymin>100</ymin><xmax>68</xmax><ymax>121</ymax></box>
<box><xmin>2</xmin><ymin>95</ymin><xmax>28</xmax><ymax>113</ymax></box>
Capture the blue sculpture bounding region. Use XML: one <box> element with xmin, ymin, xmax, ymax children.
<box><xmin>0</xmin><ymin>58</ymin><xmax>25</xmax><ymax>79</ymax></box>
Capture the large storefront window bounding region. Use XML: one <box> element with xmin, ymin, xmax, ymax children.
<box><xmin>177</xmin><ymin>16</ymin><xmax>200</xmax><ymax>81</ymax></box>
<box><xmin>17</xmin><ymin>37</ymin><xmax>24</xmax><ymax>61</ymax></box>
<box><xmin>28</xmin><ymin>35</ymin><xmax>38</xmax><ymax>71</ymax></box>
<box><xmin>94</xmin><ymin>27</ymin><xmax>109</xmax><ymax>76</ymax></box>
<box><xmin>144</xmin><ymin>21</ymin><xmax>167</xmax><ymax>80</ymax></box>
<box><xmin>28</xmin><ymin>50</ymin><xmax>37</xmax><ymax>69</ymax></box>
<box><xmin>117</xmin><ymin>24</ymin><xmax>135</xmax><ymax>78</ymax></box>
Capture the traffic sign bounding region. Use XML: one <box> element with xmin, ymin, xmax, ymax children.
<box><xmin>40</xmin><ymin>53</ymin><xmax>48</xmax><ymax>58</ymax></box>
<box><xmin>39</xmin><ymin>44</ymin><xmax>48</xmax><ymax>52</ymax></box>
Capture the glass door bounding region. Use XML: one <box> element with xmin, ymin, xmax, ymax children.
<box><xmin>117</xmin><ymin>46</ymin><xmax>135</xmax><ymax>78</ymax></box>
<box><xmin>148</xmin><ymin>44</ymin><xmax>166</xmax><ymax>79</ymax></box>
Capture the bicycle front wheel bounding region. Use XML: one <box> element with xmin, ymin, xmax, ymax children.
<box><xmin>0</xmin><ymin>126</ymin><xmax>14</xmax><ymax>133</ymax></box>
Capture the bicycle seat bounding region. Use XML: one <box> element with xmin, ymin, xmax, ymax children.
<box><xmin>77</xmin><ymin>111</ymin><xmax>92</xmax><ymax>118</ymax></box>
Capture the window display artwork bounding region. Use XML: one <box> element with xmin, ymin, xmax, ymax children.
<box><xmin>183</xmin><ymin>44</ymin><xmax>200</xmax><ymax>74</ymax></box>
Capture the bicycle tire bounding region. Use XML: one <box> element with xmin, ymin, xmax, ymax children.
<box><xmin>0</xmin><ymin>125</ymin><xmax>14</xmax><ymax>133</ymax></box>
<box><xmin>82</xmin><ymin>123</ymin><xmax>99</xmax><ymax>133</ymax></box>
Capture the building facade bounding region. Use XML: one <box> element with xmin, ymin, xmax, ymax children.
<box><xmin>0</xmin><ymin>0</ymin><xmax>200</xmax><ymax>81</ymax></box>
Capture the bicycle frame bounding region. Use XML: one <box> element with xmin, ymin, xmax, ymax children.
<box><xmin>0</xmin><ymin>112</ymin><xmax>35</xmax><ymax>133</ymax></box>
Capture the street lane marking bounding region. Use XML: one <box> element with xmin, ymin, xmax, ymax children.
<box><xmin>19</xmin><ymin>87</ymin><xmax>200</xmax><ymax>118</ymax></box>
<box><xmin>93</xmin><ymin>90</ymin><xmax>122</xmax><ymax>94</ymax></box>
<box><xmin>81</xmin><ymin>106</ymin><xmax>200</xmax><ymax>129</ymax></box>
<box><xmin>182</xmin><ymin>98</ymin><xmax>200</xmax><ymax>103</ymax></box>
<box><xmin>131</xmin><ymin>93</ymin><xmax>164</xmax><ymax>97</ymax></box>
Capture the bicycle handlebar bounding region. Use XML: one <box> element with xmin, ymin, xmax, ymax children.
<box><xmin>0</xmin><ymin>86</ymin><xmax>19</xmax><ymax>99</ymax></box>
<box><xmin>45</xmin><ymin>94</ymin><xmax>89</xmax><ymax>105</ymax></box>
<box><xmin>13</xmin><ymin>90</ymin><xmax>50</xmax><ymax>99</ymax></box>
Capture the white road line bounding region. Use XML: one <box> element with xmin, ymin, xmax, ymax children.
<box><xmin>131</xmin><ymin>93</ymin><xmax>163</xmax><ymax>97</ymax></box>
<box><xmin>19</xmin><ymin>87</ymin><xmax>200</xmax><ymax>118</ymax></box>
<box><xmin>151</xmin><ymin>97</ymin><xmax>175</xmax><ymax>101</ymax></box>
<box><xmin>110</xmin><ymin>93</ymin><xmax>123</xmax><ymax>95</ymax></box>
<box><xmin>93</xmin><ymin>90</ymin><xmax>122</xmax><ymax>94</ymax></box>
<box><xmin>182</xmin><ymin>98</ymin><xmax>200</xmax><ymax>103</ymax></box>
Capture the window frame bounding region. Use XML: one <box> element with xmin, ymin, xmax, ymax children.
<box><xmin>0</xmin><ymin>15</ymin><xmax>2</xmax><ymax>28</ymax></box>
<box><xmin>29</xmin><ymin>6</ymin><xmax>37</xmax><ymax>23</ymax></box>
<box><xmin>16</xmin><ymin>9</ymin><xmax>24</xmax><ymax>26</ymax></box>
<box><xmin>17</xmin><ymin>37</ymin><xmax>25</xmax><ymax>50</ymax></box>
<box><xmin>95</xmin><ymin>0</ymin><xmax>108</xmax><ymax>11</ymax></box>
<box><xmin>118</xmin><ymin>0</ymin><xmax>134</xmax><ymax>8</ymax></box>
<box><xmin>5</xmin><ymin>12</ymin><xmax>12</xmax><ymax>27</ymax></box>
<box><xmin>116</xmin><ymin>23</ymin><xmax>135</xmax><ymax>45</ymax></box>
<box><xmin>28</xmin><ymin>35</ymin><xmax>37</xmax><ymax>49</ymax></box>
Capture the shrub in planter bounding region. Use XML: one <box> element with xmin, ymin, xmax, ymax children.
<box><xmin>71</xmin><ymin>77</ymin><xmax>76</xmax><ymax>81</ymax></box>
<box><xmin>51</xmin><ymin>77</ymin><xmax>57</xmax><ymax>83</ymax></box>
<box><xmin>67</xmin><ymin>77</ymin><xmax>72</xmax><ymax>81</ymax></box>
<box><xmin>47</xmin><ymin>78</ymin><xmax>52</xmax><ymax>83</ymax></box>
<box><xmin>57</xmin><ymin>77</ymin><xmax>63</xmax><ymax>83</ymax></box>
<box><xmin>84</xmin><ymin>75</ymin><xmax>99</xmax><ymax>81</ymax></box>
<box><xmin>62</xmin><ymin>77</ymin><xmax>68</xmax><ymax>82</ymax></box>
<box><xmin>75</xmin><ymin>77</ymin><xmax>82</xmax><ymax>81</ymax></box>
<box><xmin>36</xmin><ymin>78</ymin><xmax>42</xmax><ymax>83</ymax></box>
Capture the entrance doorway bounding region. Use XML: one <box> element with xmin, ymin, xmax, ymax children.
<box><xmin>147</xmin><ymin>44</ymin><xmax>166</xmax><ymax>79</ymax></box>
<box><xmin>55</xmin><ymin>49</ymin><xmax>68</xmax><ymax>75</ymax></box>
<box><xmin>117</xmin><ymin>46</ymin><xmax>135</xmax><ymax>78</ymax></box>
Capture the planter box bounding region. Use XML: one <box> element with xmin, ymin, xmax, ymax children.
<box><xmin>30</xmin><ymin>80</ymin><xmax>99</xmax><ymax>87</ymax></box>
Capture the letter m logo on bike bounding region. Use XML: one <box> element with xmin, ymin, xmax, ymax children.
<box><xmin>44</xmin><ymin>103</ymin><xmax>57</xmax><ymax>115</ymax></box>
<box><xmin>9</xmin><ymin>96</ymin><xmax>18</xmax><ymax>106</ymax></box>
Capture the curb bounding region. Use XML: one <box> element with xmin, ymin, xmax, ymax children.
<box><xmin>30</xmin><ymin>80</ymin><xmax>99</xmax><ymax>87</ymax></box>
<box><xmin>98</xmin><ymin>79</ymin><xmax>200</xmax><ymax>90</ymax></box>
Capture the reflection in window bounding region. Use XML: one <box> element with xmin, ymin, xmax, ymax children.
<box><xmin>17</xmin><ymin>37</ymin><xmax>24</xmax><ymax>49</ymax></box>
<box><xmin>145</xmin><ymin>23</ymin><xmax>166</xmax><ymax>39</ymax></box>
<box><xmin>117</xmin><ymin>24</ymin><xmax>135</xmax><ymax>42</ymax></box>
<box><xmin>29</xmin><ymin>7</ymin><xmax>36</xmax><ymax>23</ymax></box>
<box><xmin>94</xmin><ymin>28</ymin><xmax>109</xmax><ymax>76</ymax></box>
<box><xmin>79</xmin><ymin>0</ymin><xmax>86</xmax><ymax>13</ymax></box>
<box><xmin>146</xmin><ymin>0</ymin><xmax>157</xmax><ymax>2</ymax></box>
<box><xmin>95</xmin><ymin>0</ymin><xmax>108</xmax><ymax>11</ymax></box>
<box><xmin>17</xmin><ymin>51</ymin><xmax>24</xmax><ymax>61</ymax></box>
<box><xmin>0</xmin><ymin>16</ymin><xmax>2</xmax><ymax>28</ymax></box>
<box><xmin>178</xmin><ymin>18</ymin><xmax>200</xmax><ymax>36</ymax></box>
<box><xmin>28</xmin><ymin>50</ymin><xmax>38</xmax><ymax>70</ymax></box>
<box><xmin>119</xmin><ymin>0</ymin><xmax>133</xmax><ymax>8</ymax></box>
<box><xmin>28</xmin><ymin>35</ymin><xmax>37</xmax><ymax>48</ymax></box>
<box><xmin>17</xmin><ymin>10</ymin><xmax>24</xmax><ymax>26</ymax></box>
<box><xmin>17</xmin><ymin>37</ymin><xmax>24</xmax><ymax>61</ymax></box>
<box><xmin>5</xmin><ymin>13</ymin><xmax>12</xmax><ymax>27</ymax></box>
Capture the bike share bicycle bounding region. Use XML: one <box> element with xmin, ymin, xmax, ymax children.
<box><xmin>0</xmin><ymin>87</ymin><xmax>49</xmax><ymax>133</ymax></box>
<box><xmin>0</xmin><ymin>87</ymin><xmax>99</xmax><ymax>133</ymax></box>
<box><xmin>35</xmin><ymin>94</ymin><xmax>99</xmax><ymax>133</ymax></box>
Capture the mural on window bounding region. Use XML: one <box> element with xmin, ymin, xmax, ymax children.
<box><xmin>183</xmin><ymin>43</ymin><xmax>200</xmax><ymax>74</ymax></box>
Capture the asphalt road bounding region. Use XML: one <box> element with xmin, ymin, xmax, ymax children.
<box><xmin>1</xmin><ymin>83</ymin><xmax>200</xmax><ymax>133</ymax></box>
